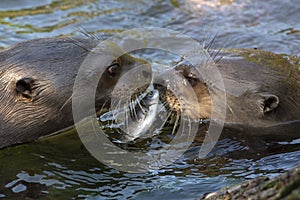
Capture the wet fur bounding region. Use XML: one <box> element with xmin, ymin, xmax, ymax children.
<box><xmin>0</xmin><ymin>37</ymin><xmax>147</xmax><ymax>149</ymax></box>
<box><xmin>156</xmin><ymin>38</ymin><xmax>300</xmax><ymax>140</ymax></box>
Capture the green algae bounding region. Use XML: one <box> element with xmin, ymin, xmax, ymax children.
<box><xmin>0</xmin><ymin>0</ymin><xmax>96</xmax><ymax>18</ymax></box>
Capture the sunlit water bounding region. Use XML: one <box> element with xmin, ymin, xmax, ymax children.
<box><xmin>0</xmin><ymin>0</ymin><xmax>299</xmax><ymax>199</ymax></box>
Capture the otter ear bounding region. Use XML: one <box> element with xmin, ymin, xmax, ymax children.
<box><xmin>258</xmin><ymin>93</ymin><xmax>279</xmax><ymax>114</ymax></box>
<box><xmin>16</xmin><ymin>78</ymin><xmax>35</xmax><ymax>100</ymax></box>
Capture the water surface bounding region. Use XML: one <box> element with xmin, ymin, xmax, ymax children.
<box><xmin>0</xmin><ymin>0</ymin><xmax>299</xmax><ymax>199</ymax></box>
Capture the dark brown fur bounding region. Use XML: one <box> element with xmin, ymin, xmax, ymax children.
<box><xmin>157</xmin><ymin>49</ymin><xmax>300</xmax><ymax>140</ymax></box>
<box><xmin>0</xmin><ymin>38</ymin><xmax>149</xmax><ymax>149</ymax></box>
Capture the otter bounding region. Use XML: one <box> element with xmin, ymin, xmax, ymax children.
<box><xmin>0</xmin><ymin>37</ymin><xmax>150</xmax><ymax>149</ymax></box>
<box><xmin>156</xmin><ymin>49</ymin><xmax>300</xmax><ymax>140</ymax></box>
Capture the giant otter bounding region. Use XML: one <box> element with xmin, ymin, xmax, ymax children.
<box><xmin>0</xmin><ymin>37</ymin><xmax>150</xmax><ymax>149</ymax></box>
<box><xmin>156</xmin><ymin>49</ymin><xmax>300</xmax><ymax>140</ymax></box>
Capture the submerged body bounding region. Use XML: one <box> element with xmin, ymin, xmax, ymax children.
<box><xmin>0</xmin><ymin>37</ymin><xmax>150</xmax><ymax>149</ymax></box>
<box><xmin>157</xmin><ymin>49</ymin><xmax>300</xmax><ymax>140</ymax></box>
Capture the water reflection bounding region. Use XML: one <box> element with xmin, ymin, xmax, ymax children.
<box><xmin>1</xmin><ymin>128</ymin><xmax>300</xmax><ymax>199</ymax></box>
<box><xmin>0</xmin><ymin>0</ymin><xmax>299</xmax><ymax>55</ymax></box>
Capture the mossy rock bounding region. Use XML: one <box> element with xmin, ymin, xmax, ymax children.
<box><xmin>200</xmin><ymin>166</ymin><xmax>300</xmax><ymax>200</ymax></box>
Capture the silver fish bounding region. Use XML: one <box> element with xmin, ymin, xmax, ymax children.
<box><xmin>123</xmin><ymin>89</ymin><xmax>160</xmax><ymax>141</ymax></box>
<box><xmin>99</xmin><ymin>89</ymin><xmax>160</xmax><ymax>142</ymax></box>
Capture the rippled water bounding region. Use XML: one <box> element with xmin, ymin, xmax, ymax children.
<box><xmin>0</xmin><ymin>0</ymin><xmax>299</xmax><ymax>199</ymax></box>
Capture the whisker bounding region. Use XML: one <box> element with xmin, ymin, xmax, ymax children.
<box><xmin>171</xmin><ymin>113</ymin><xmax>180</xmax><ymax>135</ymax></box>
<box><xmin>68</xmin><ymin>37</ymin><xmax>92</xmax><ymax>52</ymax></box>
<box><xmin>212</xmin><ymin>48</ymin><xmax>224</xmax><ymax>64</ymax></box>
<box><xmin>227</xmin><ymin>103</ymin><xmax>237</xmax><ymax>119</ymax></box>
<box><xmin>130</xmin><ymin>98</ymin><xmax>138</xmax><ymax>120</ymax></box>
<box><xmin>112</xmin><ymin>97</ymin><xmax>122</xmax><ymax>109</ymax></box>
<box><xmin>159</xmin><ymin>110</ymin><xmax>173</xmax><ymax>130</ymax></box>
<box><xmin>136</xmin><ymin>96</ymin><xmax>146</xmax><ymax>115</ymax></box>
<box><xmin>187</xmin><ymin>117</ymin><xmax>192</xmax><ymax>137</ymax></box>
<box><xmin>159</xmin><ymin>101</ymin><xmax>169</xmax><ymax>112</ymax></box>
<box><xmin>181</xmin><ymin>116</ymin><xmax>186</xmax><ymax>138</ymax></box>
<box><xmin>98</xmin><ymin>98</ymin><xmax>110</xmax><ymax>115</ymax></box>
<box><xmin>59</xmin><ymin>95</ymin><xmax>73</xmax><ymax>112</ymax></box>
<box><xmin>124</xmin><ymin>103</ymin><xmax>130</xmax><ymax>135</ymax></box>
<box><xmin>204</xmin><ymin>32</ymin><xmax>218</xmax><ymax>51</ymax></box>
<box><xmin>113</xmin><ymin>99</ymin><xmax>123</xmax><ymax>119</ymax></box>
<box><xmin>59</xmin><ymin>88</ymin><xmax>84</xmax><ymax>111</ymax></box>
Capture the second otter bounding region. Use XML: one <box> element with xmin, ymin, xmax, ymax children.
<box><xmin>157</xmin><ymin>49</ymin><xmax>300</xmax><ymax>140</ymax></box>
<box><xmin>0</xmin><ymin>37</ymin><xmax>151</xmax><ymax>149</ymax></box>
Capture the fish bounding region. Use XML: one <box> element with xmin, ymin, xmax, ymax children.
<box><xmin>99</xmin><ymin>89</ymin><xmax>160</xmax><ymax>142</ymax></box>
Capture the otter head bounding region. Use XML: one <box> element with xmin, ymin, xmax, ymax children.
<box><xmin>0</xmin><ymin>38</ymin><xmax>150</xmax><ymax>148</ymax></box>
<box><xmin>157</xmin><ymin>49</ymin><xmax>300</xmax><ymax>140</ymax></box>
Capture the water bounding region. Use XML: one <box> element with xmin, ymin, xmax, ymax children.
<box><xmin>0</xmin><ymin>0</ymin><xmax>299</xmax><ymax>199</ymax></box>
<box><xmin>0</xmin><ymin>0</ymin><xmax>299</xmax><ymax>56</ymax></box>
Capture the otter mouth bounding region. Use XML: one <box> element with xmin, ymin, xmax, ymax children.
<box><xmin>155</xmin><ymin>84</ymin><xmax>211</xmax><ymax>124</ymax></box>
<box><xmin>99</xmin><ymin>61</ymin><xmax>214</xmax><ymax>144</ymax></box>
<box><xmin>153</xmin><ymin>63</ymin><xmax>212</xmax><ymax>122</ymax></box>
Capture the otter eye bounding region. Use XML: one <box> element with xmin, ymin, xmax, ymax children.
<box><xmin>147</xmin><ymin>91</ymin><xmax>154</xmax><ymax>98</ymax></box>
<box><xmin>187</xmin><ymin>73</ymin><xmax>196</xmax><ymax>79</ymax></box>
<box><xmin>186</xmin><ymin>73</ymin><xmax>198</xmax><ymax>87</ymax></box>
<box><xmin>16</xmin><ymin>78</ymin><xmax>35</xmax><ymax>100</ymax></box>
<box><xmin>107</xmin><ymin>60</ymin><xmax>121</xmax><ymax>77</ymax></box>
